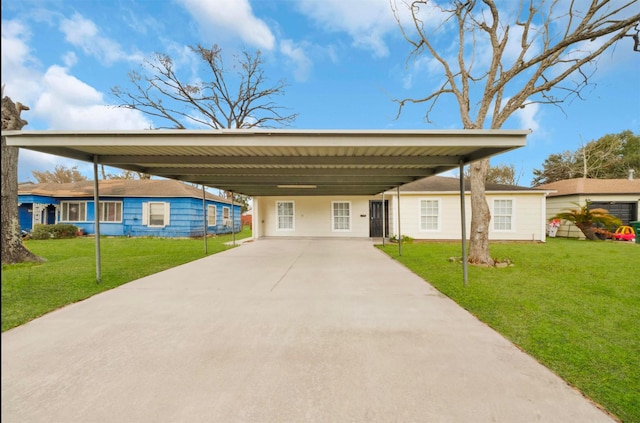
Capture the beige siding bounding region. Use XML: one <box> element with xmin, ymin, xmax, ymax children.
<box><xmin>546</xmin><ymin>194</ymin><xmax>640</xmax><ymax>239</ymax></box>
<box><xmin>253</xmin><ymin>191</ymin><xmax>546</xmax><ymax>241</ymax></box>
<box><xmin>388</xmin><ymin>193</ymin><xmax>546</xmax><ymax>241</ymax></box>
<box><xmin>255</xmin><ymin>196</ymin><xmax>375</xmax><ymax>238</ymax></box>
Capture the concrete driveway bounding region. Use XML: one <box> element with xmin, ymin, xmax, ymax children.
<box><xmin>2</xmin><ymin>238</ymin><xmax>615</xmax><ymax>423</ymax></box>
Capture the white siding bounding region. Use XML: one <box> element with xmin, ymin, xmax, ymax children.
<box><xmin>256</xmin><ymin>196</ymin><xmax>374</xmax><ymax>238</ymax></box>
<box><xmin>389</xmin><ymin>192</ymin><xmax>546</xmax><ymax>241</ymax></box>
<box><xmin>253</xmin><ymin>191</ymin><xmax>546</xmax><ymax>241</ymax></box>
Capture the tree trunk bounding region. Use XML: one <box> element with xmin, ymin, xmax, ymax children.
<box><xmin>468</xmin><ymin>159</ymin><xmax>495</xmax><ymax>266</ymax></box>
<box><xmin>1</xmin><ymin>93</ymin><xmax>44</xmax><ymax>264</ymax></box>
<box><xmin>577</xmin><ymin>223</ymin><xmax>599</xmax><ymax>240</ymax></box>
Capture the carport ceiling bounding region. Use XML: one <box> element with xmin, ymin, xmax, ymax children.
<box><xmin>5</xmin><ymin>129</ymin><xmax>528</xmax><ymax>196</ymax></box>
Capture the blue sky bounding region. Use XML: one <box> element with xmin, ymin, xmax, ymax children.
<box><xmin>2</xmin><ymin>0</ymin><xmax>639</xmax><ymax>186</ymax></box>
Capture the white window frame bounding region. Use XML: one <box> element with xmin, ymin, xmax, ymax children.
<box><xmin>493</xmin><ymin>198</ymin><xmax>514</xmax><ymax>231</ymax></box>
<box><xmin>222</xmin><ymin>206</ymin><xmax>232</xmax><ymax>226</ymax></box>
<box><xmin>208</xmin><ymin>205</ymin><xmax>217</xmax><ymax>226</ymax></box>
<box><xmin>276</xmin><ymin>201</ymin><xmax>295</xmax><ymax>231</ymax></box>
<box><xmin>142</xmin><ymin>202</ymin><xmax>170</xmax><ymax>228</ymax></box>
<box><xmin>331</xmin><ymin>201</ymin><xmax>352</xmax><ymax>232</ymax></box>
<box><xmin>98</xmin><ymin>201</ymin><xmax>123</xmax><ymax>223</ymax></box>
<box><xmin>419</xmin><ymin>198</ymin><xmax>440</xmax><ymax>231</ymax></box>
<box><xmin>60</xmin><ymin>201</ymin><xmax>87</xmax><ymax>222</ymax></box>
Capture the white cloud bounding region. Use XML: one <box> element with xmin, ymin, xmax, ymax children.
<box><xmin>3</xmin><ymin>17</ymin><xmax>150</xmax><ymax>131</ymax></box>
<box><xmin>514</xmin><ymin>102</ymin><xmax>540</xmax><ymax>132</ymax></box>
<box><xmin>35</xmin><ymin>65</ymin><xmax>151</xmax><ymax>130</ymax></box>
<box><xmin>61</xmin><ymin>51</ymin><xmax>78</xmax><ymax>67</ymax></box>
<box><xmin>177</xmin><ymin>0</ymin><xmax>275</xmax><ymax>51</ymax></box>
<box><xmin>59</xmin><ymin>13</ymin><xmax>143</xmax><ymax>65</ymax></box>
<box><xmin>295</xmin><ymin>0</ymin><xmax>399</xmax><ymax>58</ymax></box>
<box><xmin>1</xmin><ymin>19</ymin><xmax>43</xmax><ymax>105</ymax></box>
<box><xmin>280</xmin><ymin>39</ymin><xmax>313</xmax><ymax>81</ymax></box>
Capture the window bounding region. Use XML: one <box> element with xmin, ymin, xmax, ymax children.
<box><xmin>208</xmin><ymin>205</ymin><xmax>217</xmax><ymax>226</ymax></box>
<box><xmin>493</xmin><ymin>199</ymin><xmax>513</xmax><ymax>231</ymax></box>
<box><xmin>332</xmin><ymin>201</ymin><xmax>351</xmax><ymax>231</ymax></box>
<box><xmin>99</xmin><ymin>201</ymin><xmax>122</xmax><ymax>222</ymax></box>
<box><xmin>222</xmin><ymin>206</ymin><xmax>232</xmax><ymax>226</ymax></box>
<box><xmin>419</xmin><ymin>199</ymin><xmax>439</xmax><ymax>231</ymax></box>
<box><xmin>276</xmin><ymin>201</ymin><xmax>294</xmax><ymax>230</ymax></box>
<box><xmin>142</xmin><ymin>202</ymin><xmax>170</xmax><ymax>227</ymax></box>
<box><xmin>61</xmin><ymin>201</ymin><xmax>87</xmax><ymax>222</ymax></box>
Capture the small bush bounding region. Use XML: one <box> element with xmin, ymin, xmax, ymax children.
<box><xmin>31</xmin><ymin>224</ymin><xmax>79</xmax><ymax>240</ymax></box>
<box><xmin>390</xmin><ymin>234</ymin><xmax>414</xmax><ymax>244</ymax></box>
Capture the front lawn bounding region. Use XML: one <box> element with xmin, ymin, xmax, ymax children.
<box><xmin>1</xmin><ymin>228</ymin><xmax>251</xmax><ymax>332</ymax></box>
<box><xmin>378</xmin><ymin>238</ymin><xmax>639</xmax><ymax>423</ymax></box>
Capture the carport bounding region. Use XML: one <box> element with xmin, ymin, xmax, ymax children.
<box><xmin>5</xmin><ymin>129</ymin><xmax>529</xmax><ymax>283</ymax></box>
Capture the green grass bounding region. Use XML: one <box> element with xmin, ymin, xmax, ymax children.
<box><xmin>378</xmin><ymin>238</ymin><xmax>640</xmax><ymax>423</ymax></box>
<box><xmin>1</xmin><ymin>227</ymin><xmax>251</xmax><ymax>332</ymax></box>
<box><xmin>3</xmin><ymin>233</ymin><xmax>638</xmax><ymax>421</ymax></box>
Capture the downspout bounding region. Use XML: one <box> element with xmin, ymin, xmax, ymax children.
<box><xmin>93</xmin><ymin>157</ymin><xmax>102</xmax><ymax>284</ymax></box>
<box><xmin>459</xmin><ymin>160</ymin><xmax>468</xmax><ymax>287</ymax></box>
<box><xmin>397</xmin><ymin>186</ymin><xmax>402</xmax><ymax>256</ymax></box>
<box><xmin>202</xmin><ymin>185</ymin><xmax>208</xmax><ymax>255</ymax></box>
<box><xmin>231</xmin><ymin>191</ymin><xmax>235</xmax><ymax>246</ymax></box>
<box><xmin>382</xmin><ymin>192</ymin><xmax>385</xmax><ymax>246</ymax></box>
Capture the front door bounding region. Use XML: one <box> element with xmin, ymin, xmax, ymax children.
<box><xmin>369</xmin><ymin>200</ymin><xmax>389</xmax><ymax>237</ymax></box>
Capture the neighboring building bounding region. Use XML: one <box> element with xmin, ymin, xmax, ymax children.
<box><xmin>18</xmin><ymin>179</ymin><xmax>242</xmax><ymax>238</ymax></box>
<box><xmin>252</xmin><ymin>176</ymin><xmax>549</xmax><ymax>242</ymax></box>
<box><xmin>537</xmin><ymin>177</ymin><xmax>640</xmax><ymax>239</ymax></box>
<box><xmin>241</xmin><ymin>209</ymin><xmax>253</xmax><ymax>230</ymax></box>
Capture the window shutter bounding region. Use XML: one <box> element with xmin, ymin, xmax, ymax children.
<box><xmin>164</xmin><ymin>203</ymin><xmax>170</xmax><ymax>226</ymax></box>
<box><xmin>142</xmin><ymin>202</ymin><xmax>148</xmax><ymax>225</ymax></box>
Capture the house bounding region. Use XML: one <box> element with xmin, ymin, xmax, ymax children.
<box><xmin>536</xmin><ymin>177</ymin><xmax>640</xmax><ymax>238</ymax></box>
<box><xmin>7</xmin><ymin>129</ymin><xmax>531</xmax><ymax>244</ymax></box>
<box><xmin>241</xmin><ymin>209</ymin><xmax>253</xmax><ymax>230</ymax></box>
<box><xmin>252</xmin><ymin>176</ymin><xmax>549</xmax><ymax>241</ymax></box>
<box><xmin>18</xmin><ymin>179</ymin><xmax>242</xmax><ymax>238</ymax></box>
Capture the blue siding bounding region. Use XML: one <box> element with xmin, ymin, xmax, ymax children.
<box><xmin>18</xmin><ymin>195</ymin><xmax>58</xmax><ymax>231</ymax></box>
<box><xmin>17</xmin><ymin>192</ymin><xmax>242</xmax><ymax>238</ymax></box>
<box><xmin>18</xmin><ymin>206</ymin><xmax>32</xmax><ymax>231</ymax></box>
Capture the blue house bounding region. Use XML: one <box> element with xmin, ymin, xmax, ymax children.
<box><xmin>18</xmin><ymin>179</ymin><xmax>242</xmax><ymax>238</ymax></box>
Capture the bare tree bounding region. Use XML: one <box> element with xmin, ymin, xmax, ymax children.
<box><xmin>104</xmin><ymin>169</ymin><xmax>151</xmax><ymax>180</ymax></box>
<box><xmin>1</xmin><ymin>86</ymin><xmax>43</xmax><ymax>264</ymax></box>
<box><xmin>392</xmin><ymin>0</ymin><xmax>640</xmax><ymax>265</ymax></box>
<box><xmin>111</xmin><ymin>44</ymin><xmax>297</xmax><ymax>204</ymax></box>
<box><xmin>32</xmin><ymin>165</ymin><xmax>89</xmax><ymax>183</ymax></box>
<box><xmin>111</xmin><ymin>44</ymin><xmax>297</xmax><ymax>129</ymax></box>
<box><xmin>460</xmin><ymin>162</ymin><xmax>520</xmax><ymax>185</ymax></box>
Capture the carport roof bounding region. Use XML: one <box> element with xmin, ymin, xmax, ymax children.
<box><xmin>5</xmin><ymin>129</ymin><xmax>528</xmax><ymax>196</ymax></box>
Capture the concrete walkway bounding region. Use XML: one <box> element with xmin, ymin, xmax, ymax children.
<box><xmin>2</xmin><ymin>238</ymin><xmax>615</xmax><ymax>423</ymax></box>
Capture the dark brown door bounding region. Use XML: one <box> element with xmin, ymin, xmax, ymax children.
<box><xmin>369</xmin><ymin>200</ymin><xmax>389</xmax><ymax>237</ymax></box>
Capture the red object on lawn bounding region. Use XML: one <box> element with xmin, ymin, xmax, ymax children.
<box><xmin>612</xmin><ymin>226</ymin><xmax>635</xmax><ymax>241</ymax></box>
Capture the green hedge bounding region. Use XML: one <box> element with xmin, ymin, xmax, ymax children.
<box><xmin>31</xmin><ymin>224</ymin><xmax>79</xmax><ymax>240</ymax></box>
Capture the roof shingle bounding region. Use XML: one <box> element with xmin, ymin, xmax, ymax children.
<box><xmin>18</xmin><ymin>179</ymin><xmax>232</xmax><ymax>203</ymax></box>
<box><xmin>398</xmin><ymin>176</ymin><xmax>541</xmax><ymax>192</ymax></box>
<box><xmin>536</xmin><ymin>178</ymin><xmax>640</xmax><ymax>196</ymax></box>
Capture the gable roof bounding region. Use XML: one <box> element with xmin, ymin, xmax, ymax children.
<box><xmin>18</xmin><ymin>179</ymin><xmax>232</xmax><ymax>203</ymax></box>
<box><xmin>396</xmin><ymin>175</ymin><xmax>543</xmax><ymax>193</ymax></box>
<box><xmin>536</xmin><ymin>178</ymin><xmax>640</xmax><ymax>197</ymax></box>
<box><xmin>5</xmin><ymin>129</ymin><xmax>528</xmax><ymax>197</ymax></box>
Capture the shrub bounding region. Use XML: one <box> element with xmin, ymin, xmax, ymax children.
<box><xmin>390</xmin><ymin>234</ymin><xmax>414</xmax><ymax>244</ymax></box>
<box><xmin>31</xmin><ymin>224</ymin><xmax>79</xmax><ymax>240</ymax></box>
